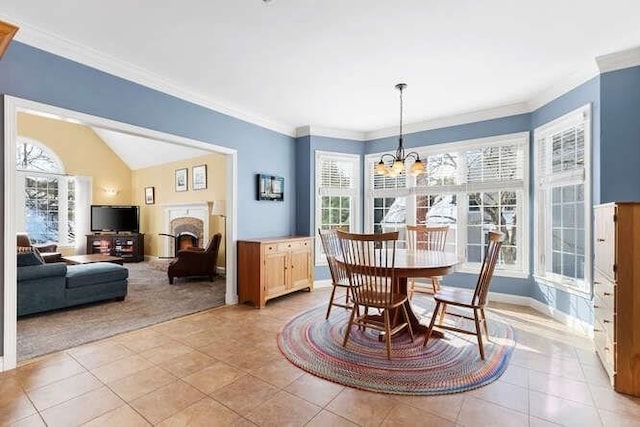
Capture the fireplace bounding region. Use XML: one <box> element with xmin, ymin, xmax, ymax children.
<box><xmin>162</xmin><ymin>203</ymin><xmax>211</xmax><ymax>258</ymax></box>
<box><xmin>175</xmin><ymin>232</ymin><xmax>198</xmax><ymax>255</ymax></box>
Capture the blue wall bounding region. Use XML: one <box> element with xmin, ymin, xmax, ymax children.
<box><xmin>600</xmin><ymin>66</ymin><xmax>640</xmax><ymax>203</ymax></box>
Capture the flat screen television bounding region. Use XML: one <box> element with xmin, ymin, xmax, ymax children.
<box><xmin>91</xmin><ymin>205</ymin><xmax>140</xmax><ymax>233</ymax></box>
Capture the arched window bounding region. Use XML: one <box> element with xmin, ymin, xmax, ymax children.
<box><xmin>16</xmin><ymin>138</ymin><xmax>76</xmax><ymax>245</ymax></box>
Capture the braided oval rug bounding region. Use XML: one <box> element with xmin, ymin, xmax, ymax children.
<box><xmin>277</xmin><ymin>296</ymin><xmax>515</xmax><ymax>395</ymax></box>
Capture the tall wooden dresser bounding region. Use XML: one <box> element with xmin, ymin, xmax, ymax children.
<box><xmin>237</xmin><ymin>236</ymin><xmax>313</xmax><ymax>308</ymax></box>
<box><xmin>593</xmin><ymin>202</ymin><xmax>640</xmax><ymax>396</ymax></box>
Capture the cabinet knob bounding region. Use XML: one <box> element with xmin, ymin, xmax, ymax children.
<box><xmin>603</xmin><ymin>319</ymin><xmax>611</xmax><ymax>324</ymax></box>
<box><xmin>603</xmin><ymin>292</ymin><xmax>612</xmax><ymax>297</ymax></box>
<box><xmin>597</xmin><ymin>238</ymin><xmax>605</xmax><ymax>242</ymax></box>
<box><xmin>594</xmin><ymin>304</ymin><xmax>599</xmax><ymax>309</ymax></box>
<box><xmin>594</xmin><ymin>281</ymin><xmax>601</xmax><ymax>285</ymax></box>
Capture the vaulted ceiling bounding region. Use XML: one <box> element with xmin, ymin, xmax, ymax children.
<box><xmin>4</xmin><ymin>1</ymin><xmax>640</xmax><ymax>136</ymax></box>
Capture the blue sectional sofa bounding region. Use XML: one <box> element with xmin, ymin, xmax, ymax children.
<box><xmin>17</xmin><ymin>255</ymin><xmax>128</xmax><ymax>316</ymax></box>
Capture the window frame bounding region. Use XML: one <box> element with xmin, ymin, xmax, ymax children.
<box><xmin>364</xmin><ymin>132</ymin><xmax>530</xmax><ymax>278</ymax></box>
<box><xmin>533</xmin><ymin>104</ymin><xmax>592</xmax><ymax>295</ymax></box>
<box><xmin>16</xmin><ymin>137</ymin><xmax>76</xmax><ymax>246</ymax></box>
<box><xmin>314</xmin><ymin>150</ymin><xmax>361</xmax><ymax>265</ymax></box>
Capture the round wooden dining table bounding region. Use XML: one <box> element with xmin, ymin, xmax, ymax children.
<box><xmin>337</xmin><ymin>249</ymin><xmax>460</xmax><ymax>338</ymax></box>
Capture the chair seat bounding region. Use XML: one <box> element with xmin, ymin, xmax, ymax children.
<box><xmin>359</xmin><ymin>289</ymin><xmax>406</xmax><ymax>308</ymax></box>
<box><xmin>433</xmin><ymin>287</ymin><xmax>476</xmax><ymax>306</ymax></box>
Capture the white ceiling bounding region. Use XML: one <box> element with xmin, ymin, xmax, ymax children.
<box><xmin>4</xmin><ymin>1</ymin><xmax>640</xmax><ymax>135</ymax></box>
<box><xmin>92</xmin><ymin>128</ymin><xmax>211</xmax><ymax>170</ymax></box>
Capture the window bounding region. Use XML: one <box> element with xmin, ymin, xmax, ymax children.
<box><xmin>16</xmin><ymin>138</ymin><xmax>76</xmax><ymax>245</ymax></box>
<box><xmin>534</xmin><ymin>105</ymin><xmax>591</xmax><ymax>293</ymax></box>
<box><xmin>365</xmin><ymin>132</ymin><xmax>529</xmax><ymax>275</ymax></box>
<box><xmin>315</xmin><ymin>151</ymin><xmax>360</xmax><ymax>264</ymax></box>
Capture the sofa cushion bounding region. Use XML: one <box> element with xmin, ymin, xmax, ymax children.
<box><xmin>17</xmin><ymin>247</ymin><xmax>45</xmax><ymax>266</ymax></box>
<box><xmin>66</xmin><ymin>262</ymin><xmax>128</xmax><ymax>289</ymax></box>
<box><xmin>18</xmin><ymin>262</ymin><xmax>67</xmax><ymax>281</ymax></box>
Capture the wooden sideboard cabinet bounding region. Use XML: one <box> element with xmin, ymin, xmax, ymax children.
<box><xmin>593</xmin><ymin>202</ymin><xmax>640</xmax><ymax>396</ymax></box>
<box><xmin>237</xmin><ymin>236</ymin><xmax>314</xmax><ymax>308</ymax></box>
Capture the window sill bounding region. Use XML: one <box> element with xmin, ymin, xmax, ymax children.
<box><xmin>532</xmin><ymin>275</ymin><xmax>591</xmax><ymax>298</ymax></box>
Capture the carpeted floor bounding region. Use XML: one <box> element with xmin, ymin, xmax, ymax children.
<box><xmin>17</xmin><ymin>261</ymin><xmax>226</xmax><ymax>361</ymax></box>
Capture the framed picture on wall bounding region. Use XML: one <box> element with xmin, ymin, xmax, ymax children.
<box><xmin>175</xmin><ymin>168</ymin><xmax>188</xmax><ymax>192</ymax></box>
<box><xmin>192</xmin><ymin>165</ymin><xmax>207</xmax><ymax>190</ymax></box>
<box><xmin>257</xmin><ymin>174</ymin><xmax>284</xmax><ymax>201</ymax></box>
<box><xmin>144</xmin><ymin>186</ymin><xmax>155</xmax><ymax>204</ymax></box>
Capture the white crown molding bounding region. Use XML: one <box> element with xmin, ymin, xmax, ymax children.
<box><xmin>295</xmin><ymin>125</ymin><xmax>365</xmax><ymax>141</ymax></box>
<box><xmin>6</xmin><ymin>17</ymin><xmax>297</xmax><ymax>137</ymax></box>
<box><xmin>596</xmin><ymin>45</ymin><xmax>640</xmax><ymax>74</ymax></box>
<box><xmin>365</xmin><ymin>102</ymin><xmax>531</xmax><ymax>141</ymax></box>
<box><xmin>527</xmin><ymin>63</ymin><xmax>600</xmax><ymax>111</ymax></box>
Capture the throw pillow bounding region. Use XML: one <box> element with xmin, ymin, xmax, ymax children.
<box><xmin>17</xmin><ymin>246</ymin><xmax>45</xmax><ymax>266</ymax></box>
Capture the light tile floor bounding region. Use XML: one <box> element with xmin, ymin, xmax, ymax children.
<box><xmin>1</xmin><ymin>288</ymin><xmax>639</xmax><ymax>426</ymax></box>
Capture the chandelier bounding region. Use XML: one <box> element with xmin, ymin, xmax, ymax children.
<box><xmin>374</xmin><ymin>83</ymin><xmax>426</xmax><ymax>177</ymax></box>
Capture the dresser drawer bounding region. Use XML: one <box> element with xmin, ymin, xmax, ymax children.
<box><xmin>594</xmin><ymin>326</ymin><xmax>615</xmax><ymax>379</ymax></box>
<box><xmin>593</xmin><ymin>276</ymin><xmax>615</xmax><ymax>311</ymax></box>
<box><xmin>277</xmin><ymin>240</ymin><xmax>310</xmax><ymax>252</ymax></box>
<box><xmin>594</xmin><ymin>302</ymin><xmax>615</xmax><ymax>341</ymax></box>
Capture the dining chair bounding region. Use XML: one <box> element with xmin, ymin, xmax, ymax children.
<box><xmin>423</xmin><ymin>230</ymin><xmax>504</xmax><ymax>360</ymax></box>
<box><xmin>337</xmin><ymin>230</ymin><xmax>414</xmax><ymax>360</ymax></box>
<box><xmin>406</xmin><ymin>225</ymin><xmax>449</xmax><ymax>297</ymax></box>
<box><xmin>318</xmin><ymin>228</ymin><xmax>353</xmax><ymax>319</ymax></box>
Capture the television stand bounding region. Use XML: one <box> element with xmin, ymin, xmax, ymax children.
<box><xmin>86</xmin><ymin>233</ymin><xmax>144</xmax><ymax>263</ymax></box>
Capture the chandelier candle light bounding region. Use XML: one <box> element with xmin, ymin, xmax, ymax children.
<box><xmin>375</xmin><ymin>83</ymin><xmax>426</xmax><ymax>177</ymax></box>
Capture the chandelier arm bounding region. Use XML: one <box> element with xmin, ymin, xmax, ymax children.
<box><xmin>404</xmin><ymin>151</ymin><xmax>422</xmax><ymax>161</ymax></box>
<box><xmin>379</xmin><ymin>153</ymin><xmax>398</xmax><ymax>163</ymax></box>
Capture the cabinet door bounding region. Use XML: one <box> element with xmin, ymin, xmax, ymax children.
<box><xmin>264</xmin><ymin>250</ymin><xmax>288</xmax><ymax>297</ymax></box>
<box><xmin>594</xmin><ymin>204</ymin><xmax>616</xmax><ymax>280</ymax></box>
<box><xmin>289</xmin><ymin>246</ymin><xmax>312</xmax><ymax>290</ymax></box>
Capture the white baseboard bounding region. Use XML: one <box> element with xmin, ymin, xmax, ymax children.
<box><xmin>489</xmin><ymin>290</ymin><xmax>593</xmax><ymax>337</ymax></box>
<box><xmin>0</xmin><ymin>356</ymin><xmax>4</xmax><ymax>372</ymax></box>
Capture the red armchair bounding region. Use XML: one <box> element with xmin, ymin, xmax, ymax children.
<box><xmin>167</xmin><ymin>233</ymin><xmax>222</xmax><ymax>284</ymax></box>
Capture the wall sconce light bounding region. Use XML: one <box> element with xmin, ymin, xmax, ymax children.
<box><xmin>104</xmin><ymin>188</ymin><xmax>119</xmax><ymax>197</ymax></box>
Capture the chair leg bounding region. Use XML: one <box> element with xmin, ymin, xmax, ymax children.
<box><xmin>343</xmin><ymin>303</ymin><xmax>358</xmax><ymax>348</ymax></box>
<box><xmin>401</xmin><ymin>303</ymin><xmax>414</xmax><ymax>342</ymax></box>
<box><xmin>431</xmin><ymin>277</ymin><xmax>440</xmax><ymax>293</ymax></box>
<box><xmin>423</xmin><ymin>301</ymin><xmax>441</xmax><ymax>348</ymax></box>
<box><xmin>384</xmin><ymin>309</ymin><xmax>392</xmax><ymax>360</ymax></box>
<box><xmin>438</xmin><ymin>303</ymin><xmax>447</xmax><ymax>325</ymax></box>
<box><xmin>474</xmin><ymin>308</ymin><xmax>485</xmax><ymax>360</ymax></box>
<box><xmin>408</xmin><ymin>278</ymin><xmax>415</xmax><ymax>300</ymax></box>
<box><xmin>326</xmin><ymin>284</ymin><xmax>338</xmax><ymax>319</ymax></box>
<box><xmin>480</xmin><ymin>308</ymin><xmax>489</xmax><ymax>338</ymax></box>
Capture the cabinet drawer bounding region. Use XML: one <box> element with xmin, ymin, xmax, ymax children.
<box><xmin>594</xmin><ymin>302</ymin><xmax>615</xmax><ymax>341</ymax></box>
<box><xmin>593</xmin><ymin>277</ymin><xmax>615</xmax><ymax>311</ymax></box>
<box><xmin>277</xmin><ymin>241</ymin><xmax>309</xmax><ymax>252</ymax></box>
<box><xmin>263</xmin><ymin>243</ymin><xmax>279</xmax><ymax>254</ymax></box>
<box><xmin>594</xmin><ymin>326</ymin><xmax>615</xmax><ymax>378</ymax></box>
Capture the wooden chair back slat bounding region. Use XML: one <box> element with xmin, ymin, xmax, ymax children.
<box><xmin>473</xmin><ymin>231</ymin><xmax>504</xmax><ymax>306</ymax></box>
<box><xmin>336</xmin><ymin>230</ymin><xmax>398</xmax><ymax>308</ymax></box>
<box><xmin>406</xmin><ymin>225</ymin><xmax>449</xmax><ymax>252</ymax></box>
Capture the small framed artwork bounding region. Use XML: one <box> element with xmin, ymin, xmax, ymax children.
<box><xmin>175</xmin><ymin>168</ymin><xmax>188</xmax><ymax>192</ymax></box>
<box><xmin>192</xmin><ymin>165</ymin><xmax>207</xmax><ymax>190</ymax></box>
<box><xmin>257</xmin><ymin>174</ymin><xmax>284</xmax><ymax>201</ymax></box>
<box><xmin>144</xmin><ymin>186</ymin><xmax>155</xmax><ymax>205</ymax></box>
